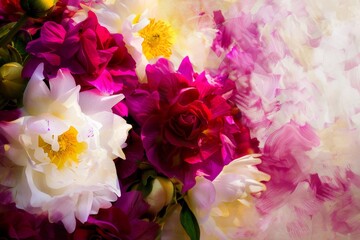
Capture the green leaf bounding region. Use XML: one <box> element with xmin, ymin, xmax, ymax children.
<box><xmin>7</xmin><ymin>45</ymin><xmax>22</xmax><ymax>63</ymax></box>
<box><xmin>13</xmin><ymin>30</ymin><xmax>31</xmax><ymax>62</ymax></box>
<box><xmin>0</xmin><ymin>47</ymin><xmax>10</xmax><ymax>65</ymax></box>
<box><xmin>180</xmin><ymin>200</ymin><xmax>200</xmax><ymax>240</ymax></box>
<box><xmin>0</xmin><ymin>45</ymin><xmax>22</xmax><ymax>65</ymax></box>
<box><xmin>0</xmin><ymin>22</ymin><xmax>16</xmax><ymax>40</ymax></box>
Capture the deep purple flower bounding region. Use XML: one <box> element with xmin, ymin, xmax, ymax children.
<box><xmin>127</xmin><ymin>57</ymin><xmax>258</xmax><ymax>191</ymax></box>
<box><xmin>72</xmin><ymin>191</ymin><xmax>159</xmax><ymax>240</ymax></box>
<box><xmin>0</xmin><ymin>203</ymin><xmax>69</xmax><ymax>240</ymax></box>
<box><xmin>0</xmin><ymin>109</ymin><xmax>21</xmax><ymax>122</ymax></box>
<box><xmin>115</xmin><ymin>130</ymin><xmax>146</xmax><ymax>191</ymax></box>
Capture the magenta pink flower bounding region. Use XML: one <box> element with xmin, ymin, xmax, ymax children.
<box><xmin>127</xmin><ymin>57</ymin><xmax>258</xmax><ymax>191</ymax></box>
<box><xmin>331</xmin><ymin>172</ymin><xmax>360</xmax><ymax>235</ymax></box>
<box><xmin>23</xmin><ymin>11</ymin><xmax>137</xmax><ymax>95</ymax></box>
<box><xmin>257</xmin><ymin>121</ymin><xmax>320</xmax><ymax>213</ymax></box>
<box><xmin>211</xmin><ymin>10</ymin><xmax>262</xmax><ymax>69</ymax></box>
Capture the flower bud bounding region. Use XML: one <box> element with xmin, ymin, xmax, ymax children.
<box><xmin>0</xmin><ymin>62</ymin><xmax>26</xmax><ymax>99</ymax></box>
<box><xmin>20</xmin><ymin>0</ymin><xmax>58</xmax><ymax>18</ymax></box>
<box><xmin>145</xmin><ymin>177</ymin><xmax>174</xmax><ymax>215</ymax></box>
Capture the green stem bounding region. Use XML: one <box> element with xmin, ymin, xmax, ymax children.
<box><xmin>0</xmin><ymin>14</ymin><xmax>28</xmax><ymax>48</ymax></box>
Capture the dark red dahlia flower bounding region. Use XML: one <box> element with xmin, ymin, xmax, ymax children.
<box><xmin>127</xmin><ymin>57</ymin><xmax>258</xmax><ymax>191</ymax></box>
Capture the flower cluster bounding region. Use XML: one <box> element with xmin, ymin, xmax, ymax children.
<box><xmin>1</xmin><ymin>0</ymin><xmax>359</xmax><ymax>239</ymax></box>
<box><xmin>0</xmin><ymin>0</ymin><xmax>267</xmax><ymax>239</ymax></box>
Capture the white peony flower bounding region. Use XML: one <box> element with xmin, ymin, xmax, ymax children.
<box><xmin>161</xmin><ymin>154</ymin><xmax>270</xmax><ymax>240</ymax></box>
<box><xmin>0</xmin><ymin>64</ymin><xmax>132</xmax><ymax>232</ymax></box>
<box><xmin>189</xmin><ymin>154</ymin><xmax>269</xmax><ymax>239</ymax></box>
<box><xmin>72</xmin><ymin>0</ymin><xmax>218</xmax><ymax>81</ymax></box>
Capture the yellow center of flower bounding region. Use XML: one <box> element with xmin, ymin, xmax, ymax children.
<box><xmin>138</xmin><ymin>18</ymin><xmax>175</xmax><ymax>60</ymax></box>
<box><xmin>132</xmin><ymin>14</ymin><xmax>141</xmax><ymax>24</ymax></box>
<box><xmin>39</xmin><ymin>126</ymin><xmax>87</xmax><ymax>169</ymax></box>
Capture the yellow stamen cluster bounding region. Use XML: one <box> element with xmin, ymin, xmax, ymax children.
<box><xmin>138</xmin><ymin>18</ymin><xmax>175</xmax><ymax>60</ymax></box>
<box><xmin>39</xmin><ymin>126</ymin><xmax>87</xmax><ymax>169</ymax></box>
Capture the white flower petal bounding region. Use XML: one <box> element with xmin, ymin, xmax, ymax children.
<box><xmin>49</xmin><ymin>68</ymin><xmax>77</xmax><ymax>100</ymax></box>
<box><xmin>23</xmin><ymin>64</ymin><xmax>51</xmax><ymax>115</ymax></box>
<box><xmin>79</xmin><ymin>90</ymin><xmax>125</xmax><ymax>115</ymax></box>
<box><xmin>184</xmin><ymin>154</ymin><xmax>269</xmax><ymax>239</ymax></box>
<box><xmin>1</xmin><ymin>118</ymin><xmax>24</xmax><ymax>142</ymax></box>
<box><xmin>76</xmin><ymin>191</ymin><xmax>94</xmax><ymax>223</ymax></box>
<box><xmin>47</xmin><ymin>197</ymin><xmax>76</xmax><ymax>232</ymax></box>
<box><xmin>188</xmin><ymin>177</ymin><xmax>216</xmax><ymax>212</ymax></box>
<box><xmin>26</xmin><ymin>167</ymin><xmax>51</xmax><ymax>208</ymax></box>
<box><xmin>91</xmin><ymin>111</ymin><xmax>132</xmax><ymax>159</ymax></box>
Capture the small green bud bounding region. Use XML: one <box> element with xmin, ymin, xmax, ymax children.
<box><xmin>0</xmin><ymin>62</ymin><xmax>26</xmax><ymax>99</ymax></box>
<box><xmin>20</xmin><ymin>0</ymin><xmax>58</xmax><ymax>18</ymax></box>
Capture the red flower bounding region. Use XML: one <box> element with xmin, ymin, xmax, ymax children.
<box><xmin>0</xmin><ymin>0</ymin><xmax>23</xmax><ymax>23</ymax></box>
<box><xmin>127</xmin><ymin>57</ymin><xmax>258</xmax><ymax>191</ymax></box>
<box><xmin>164</xmin><ymin>97</ymin><xmax>211</xmax><ymax>149</ymax></box>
